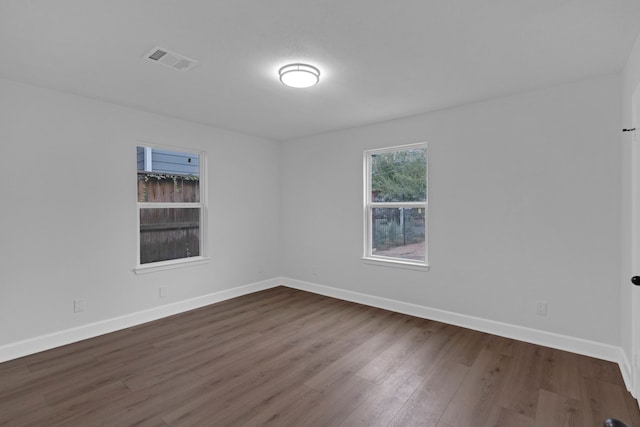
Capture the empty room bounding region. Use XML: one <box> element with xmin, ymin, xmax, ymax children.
<box><xmin>2</xmin><ymin>1</ymin><xmax>640</xmax><ymax>426</ymax></box>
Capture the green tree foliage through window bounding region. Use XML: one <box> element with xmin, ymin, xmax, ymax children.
<box><xmin>371</xmin><ymin>148</ymin><xmax>427</xmax><ymax>202</ymax></box>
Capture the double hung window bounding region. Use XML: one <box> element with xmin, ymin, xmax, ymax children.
<box><xmin>136</xmin><ymin>145</ymin><xmax>206</xmax><ymax>271</ymax></box>
<box><xmin>363</xmin><ymin>143</ymin><xmax>428</xmax><ymax>267</ymax></box>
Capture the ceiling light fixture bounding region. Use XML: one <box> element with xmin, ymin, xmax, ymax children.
<box><xmin>279</xmin><ymin>63</ymin><xmax>320</xmax><ymax>88</ymax></box>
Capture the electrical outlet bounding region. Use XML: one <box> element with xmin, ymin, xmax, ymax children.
<box><xmin>535</xmin><ymin>301</ymin><xmax>547</xmax><ymax>316</ymax></box>
<box><xmin>159</xmin><ymin>286</ymin><xmax>168</xmax><ymax>298</ymax></box>
<box><xmin>73</xmin><ymin>299</ymin><xmax>85</xmax><ymax>313</ymax></box>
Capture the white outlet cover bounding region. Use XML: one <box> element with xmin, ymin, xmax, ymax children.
<box><xmin>535</xmin><ymin>301</ymin><xmax>547</xmax><ymax>316</ymax></box>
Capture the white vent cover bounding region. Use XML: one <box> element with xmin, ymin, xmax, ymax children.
<box><xmin>144</xmin><ymin>47</ymin><xmax>199</xmax><ymax>71</ymax></box>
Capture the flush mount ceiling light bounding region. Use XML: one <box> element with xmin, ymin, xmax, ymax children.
<box><xmin>279</xmin><ymin>63</ymin><xmax>320</xmax><ymax>88</ymax></box>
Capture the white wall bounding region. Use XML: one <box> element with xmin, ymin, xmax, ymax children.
<box><xmin>621</xmin><ymin>33</ymin><xmax>640</xmax><ymax>374</ymax></box>
<box><xmin>0</xmin><ymin>72</ymin><xmax>625</xmax><ymax>361</ymax></box>
<box><xmin>0</xmin><ymin>78</ymin><xmax>281</xmax><ymax>347</ymax></box>
<box><xmin>281</xmin><ymin>75</ymin><xmax>622</xmax><ymax>345</ymax></box>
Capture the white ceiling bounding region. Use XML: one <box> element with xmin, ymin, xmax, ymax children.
<box><xmin>1</xmin><ymin>0</ymin><xmax>639</xmax><ymax>141</ymax></box>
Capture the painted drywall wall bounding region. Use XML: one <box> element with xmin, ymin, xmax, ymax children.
<box><xmin>281</xmin><ymin>75</ymin><xmax>622</xmax><ymax>345</ymax></box>
<box><xmin>621</xmin><ymin>32</ymin><xmax>640</xmax><ymax>377</ymax></box>
<box><xmin>0</xmin><ymin>71</ymin><xmax>624</xmax><ymax>358</ymax></box>
<box><xmin>0</xmin><ymin>78</ymin><xmax>281</xmax><ymax>346</ymax></box>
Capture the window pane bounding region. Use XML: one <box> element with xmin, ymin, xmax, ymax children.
<box><xmin>137</xmin><ymin>146</ymin><xmax>200</xmax><ymax>203</ymax></box>
<box><xmin>371</xmin><ymin>148</ymin><xmax>426</xmax><ymax>202</ymax></box>
<box><xmin>371</xmin><ymin>207</ymin><xmax>425</xmax><ymax>261</ymax></box>
<box><xmin>140</xmin><ymin>208</ymin><xmax>200</xmax><ymax>264</ymax></box>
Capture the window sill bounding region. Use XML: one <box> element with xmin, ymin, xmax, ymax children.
<box><xmin>362</xmin><ymin>256</ymin><xmax>430</xmax><ymax>271</ymax></box>
<box><xmin>134</xmin><ymin>256</ymin><xmax>210</xmax><ymax>275</ymax></box>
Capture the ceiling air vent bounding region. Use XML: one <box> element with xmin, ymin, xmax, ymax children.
<box><xmin>144</xmin><ymin>47</ymin><xmax>199</xmax><ymax>71</ymax></box>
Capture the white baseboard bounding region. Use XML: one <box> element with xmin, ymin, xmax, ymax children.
<box><xmin>619</xmin><ymin>351</ymin><xmax>635</xmax><ymax>397</ymax></box>
<box><xmin>278</xmin><ymin>277</ymin><xmax>635</xmax><ymax>394</ymax></box>
<box><xmin>0</xmin><ymin>278</ymin><xmax>281</xmax><ymax>363</ymax></box>
<box><xmin>1</xmin><ymin>275</ymin><xmax>635</xmax><ymax>398</ymax></box>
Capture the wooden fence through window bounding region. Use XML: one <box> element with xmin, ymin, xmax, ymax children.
<box><xmin>138</xmin><ymin>173</ymin><xmax>200</xmax><ymax>264</ymax></box>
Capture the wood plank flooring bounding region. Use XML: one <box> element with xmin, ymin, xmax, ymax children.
<box><xmin>1</xmin><ymin>286</ymin><xmax>639</xmax><ymax>426</ymax></box>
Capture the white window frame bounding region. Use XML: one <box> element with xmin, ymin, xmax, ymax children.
<box><xmin>134</xmin><ymin>143</ymin><xmax>209</xmax><ymax>274</ymax></box>
<box><xmin>362</xmin><ymin>142</ymin><xmax>429</xmax><ymax>270</ymax></box>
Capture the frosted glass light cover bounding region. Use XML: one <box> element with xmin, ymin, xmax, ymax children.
<box><xmin>279</xmin><ymin>63</ymin><xmax>320</xmax><ymax>88</ymax></box>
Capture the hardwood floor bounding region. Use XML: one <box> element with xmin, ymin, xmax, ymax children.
<box><xmin>1</xmin><ymin>286</ymin><xmax>639</xmax><ymax>427</ymax></box>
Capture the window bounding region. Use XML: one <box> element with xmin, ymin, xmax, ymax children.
<box><xmin>363</xmin><ymin>143</ymin><xmax>428</xmax><ymax>267</ymax></box>
<box><xmin>136</xmin><ymin>145</ymin><xmax>206</xmax><ymax>271</ymax></box>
